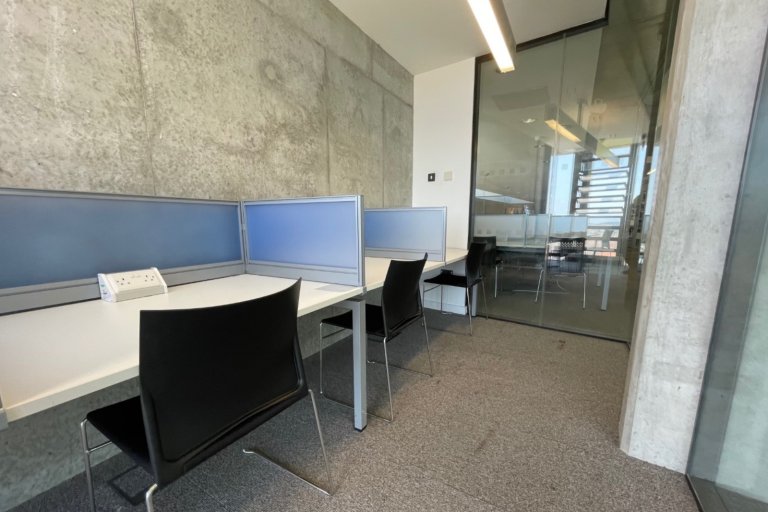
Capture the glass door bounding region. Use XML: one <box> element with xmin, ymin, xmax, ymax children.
<box><xmin>472</xmin><ymin>0</ymin><xmax>674</xmax><ymax>341</ymax></box>
<box><xmin>686</xmin><ymin>35</ymin><xmax>768</xmax><ymax>512</ymax></box>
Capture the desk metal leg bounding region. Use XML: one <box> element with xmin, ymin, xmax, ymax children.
<box><xmin>340</xmin><ymin>297</ymin><xmax>367</xmax><ymax>431</ymax></box>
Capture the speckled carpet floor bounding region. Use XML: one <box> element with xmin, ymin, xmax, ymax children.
<box><xmin>11</xmin><ymin>312</ymin><xmax>698</xmax><ymax>512</ymax></box>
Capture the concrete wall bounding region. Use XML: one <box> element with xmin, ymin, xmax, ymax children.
<box><xmin>619</xmin><ymin>0</ymin><xmax>768</xmax><ymax>472</ymax></box>
<box><xmin>0</xmin><ymin>0</ymin><xmax>413</xmax><ymax>509</ymax></box>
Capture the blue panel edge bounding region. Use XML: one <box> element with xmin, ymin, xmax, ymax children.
<box><xmin>364</xmin><ymin>207</ymin><xmax>447</xmax><ymax>261</ymax></box>
<box><xmin>246</xmin><ymin>263</ymin><xmax>361</xmax><ymax>287</ymax></box>
<box><xmin>365</xmin><ymin>248</ymin><xmax>444</xmax><ymax>262</ymax></box>
<box><xmin>242</xmin><ymin>195</ymin><xmax>365</xmax><ymax>287</ymax></box>
<box><xmin>0</xmin><ymin>262</ymin><xmax>245</xmax><ymax>315</ymax></box>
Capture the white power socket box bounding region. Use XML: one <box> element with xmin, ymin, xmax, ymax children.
<box><xmin>97</xmin><ymin>267</ymin><xmax>168</xmax><ymax>303</ymax></box>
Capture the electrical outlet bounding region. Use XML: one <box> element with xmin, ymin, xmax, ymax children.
<box><xmin>427</xmin><ymin>172</ymin><xmax>436</xmax><ymax>182</ymax></box>
<box><xmin>98</xmin><ymin>267</ymin><xmax>168</xmax><ymax>302</ymax></box>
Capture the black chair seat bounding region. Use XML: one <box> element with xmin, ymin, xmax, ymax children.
<box><xmin>420</xmin><ymin>242</ymin><xmax>488</xmax><ymax>335</ymax></box>
<box><xmin>423</xmin><ymin>272</ymin><xmax>481</xmax><ymax>289</ymax></box>
<box><xmin>535</xmin><ymin>237</ymin><xmax>587</xmax><ymax>309</ymax></box>
<box><xmin>86</xmin><ymin>396</ymin><xmax>151</xmax><ymax>473</ymax></box>
<box><xmin>322</xmin><ymin>304</ymin><xmax>385</xmax><ymax>339</ymax></box>
<box><xmin>319</xmin><ymin>255</ymin><xmax>431</xmax><ymax>422</ymax></box>
<box><xmin>322</xmin><ymin>303</ymin><xmax>420</xmax><ymax>341</ymax></box>
<box><xmin>80</xmin><ymin>279</ymin><xmax>332</xmax><ymax>512</ymax></box>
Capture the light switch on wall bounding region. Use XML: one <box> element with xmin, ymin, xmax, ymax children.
<box><xmin>444</xmin><ymin>170</ymin><xmax>453</xmax><ymax>181</ymax></box>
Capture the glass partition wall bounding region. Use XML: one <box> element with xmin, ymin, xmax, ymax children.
<box><xmin>472</xmin><ymin>0</ymin><xmax>675</xmax><ymax>340</ymax></box>
<box><xmin>686</xmin><ymin>34</ymin><xmax>768</xmax><ymax>512</ymax></box>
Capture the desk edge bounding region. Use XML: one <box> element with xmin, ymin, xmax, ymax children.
<box><xmin>4</xmin><ymin>283</ymin><xmax>365</xmax><ymax>423</ymax></box>
<box><xmin>4</xmin><ymin>366</ymin><xmax>139</xmax><ymax>423</ymax></box>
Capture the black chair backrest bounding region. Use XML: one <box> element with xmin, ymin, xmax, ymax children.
<box><xmin>139</xmin><ymin>279</ymin><xmax>305</xmax><ymax>486</ymax></box>
<box><xmin>473</xmin><ymin>236</ymin><xmax>497</xmax><ymax>267</ymax></box>
<box><xmin>381</xmin><ymin>254</ymin><xmax>428</xmax><ymax>338</ymax></box>
<box><xmin>547</xmin><ymin>237</ymin><xmax>586</xmax><ymax>273</ymax></box>
<box><xmin>465</xmin><ymin>242</ymin><xmax>487</xmax><ymax>283</ymax></box>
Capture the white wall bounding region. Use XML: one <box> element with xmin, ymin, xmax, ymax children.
<box><xmin>412</xmin><ymin>58</ymin><xmax>476</xmax><ymax>313</ymax></box>
<box><xmin>413</xmin><ymin>58</ymin><xmax>475</xmax><ymax>249</ymax></box>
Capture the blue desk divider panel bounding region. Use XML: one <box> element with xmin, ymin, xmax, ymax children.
<box><xmin>243</xmin><ymin>196</ymin><xmax>364</xmax><ymax>287</ymax></box>
<box><xmin>0</xmin><ymin>189</ymin><xmax>244</xmax><ymax>314</ymax></box>
<box><xmin>364</xmin><ymin>207</ymin><xmax>447</xmax><ymax>261</ymax></box>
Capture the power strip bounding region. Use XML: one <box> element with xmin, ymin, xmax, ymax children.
<box><xmin>97</xmin><ymin>267</ymin><xmax>168</xmax><ymax>303</ymax></box>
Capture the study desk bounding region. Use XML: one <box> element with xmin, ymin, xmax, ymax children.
<box><xmin>0</xmin><ymin>274</ymin><xmax>369</xmax><ymax>431</ymax></box>
<box><xmin>363</xmin><ymin>248</ymin><xmax>468</xmax><ymax>291</ymax></box>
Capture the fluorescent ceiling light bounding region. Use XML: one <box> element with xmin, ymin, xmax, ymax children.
<box><xmin>544</xmin><ymin>119</ymin><xmax>581</xmax><ymax>143</ymax></box>
<box><xmin>468</xmin><ymin>0</ymin><xmax>516</xmax><ymax>73</ymax></box>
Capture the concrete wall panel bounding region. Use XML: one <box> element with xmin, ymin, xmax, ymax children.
<box><xmin>327</xmin><ymin>53</ymin><xmax>384</xmax><ymax>207</ymax></box>
<box><xmin>0</xmin><ymin>0</ymin><xmax>150</xmax><ymax>194</ymax></box>
<box><xmin>134</xmin><ymin>0</ymin><xmax>329</xmax><ymax>200</ymax></box>
<box><xmin>258</xmin><ymin>0</ymin><xmax>371</xmax><ymax>75</ymax></box>
<box><xmin>0</xmin><ymin>379</ymin><xmax>138</xmax><ymax>512</ymax></box>
<box><xmin>373</xmin><ymin>44</ymin><xmax>413</xmax><ymax>106</ymax></box>
<box><xmin>383</xmin><ymin>92</ymin><xmax>413</xmax><ymax>207</ymax></box>
<box><xmin>620</xmin><ymin>0</ymin><xmax>768</xmax><ymax>472</ymax></box>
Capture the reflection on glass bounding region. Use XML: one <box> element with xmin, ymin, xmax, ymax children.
<box><xmin>686</xmin><ymin>33</ymin><xmax>768</xmax><ymax>512</ymax></box>
<box><xmin>472</xmin><ymin>0</ymin><xmax>675</xmax><ymax>341</ymax></box>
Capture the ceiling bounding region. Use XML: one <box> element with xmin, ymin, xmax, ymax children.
<box><xmin>472</xmin><ymin>0</ymin><xmax>670</xmax><ymax>199</ymax></box>
<box><xmin>328</xmin><ymin>0</ymin><xmax>608</xmax><ymax>74</ymax></box>
<box><xmin>328</xmin><ymin>0</ymin><xmax>672</xmax><ymax>201</ymax></box>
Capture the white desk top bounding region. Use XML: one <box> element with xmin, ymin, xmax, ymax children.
<box><xmin>364</xmin><ymin>247</ymin><xmax>468</xmax><ymax>291</ymax></box>
<box><xmin>0</xmin><ymin>274</ymin><xmax>363</xmax><ymax>422</ymax></box>
<box><xmin>445</xmin><ymin>247</ymin><xmax>469</xmax><ymax>265</ymax></box>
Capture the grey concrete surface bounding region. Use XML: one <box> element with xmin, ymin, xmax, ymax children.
<box><xmin>0</xmin><ymin>0</ymin><xmax>413</xmax><ymax>508</ymax></box>
<box><xmin>382</xmin><ymin>91</ymin><xmax>413</xmax><ymax>208</ymax></box>
<box><xmin>373</xmin><ymin>44</ymin><xmax>414</xmax><ymax>106</ymax></box>
<box><xmin>326</xmin><ymin>52</ymin><xmax>384</xmax><ymax>206</ymax></box>
<box><xmin>0</xmin><ymin>379</ymin><xmax>139</xmax><ymax>512</ymax></box>
<box><xmin>620</xmin><ymin>0</ymin><xmax>768</xmax><ymax>471</ymax></box>
<box><xmin>0</xmin><ymin>0</ymin><xmax>151</xmax><ymax>194</ymax></box>
<box><xmin>258</xmin><ymin>0</ymin><xmax>372</xmax><ymax>76</ymax></box>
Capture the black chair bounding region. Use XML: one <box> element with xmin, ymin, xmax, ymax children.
<box><xmin>423</xmin><ymin>242</ymin><xmax>488</xmax><ymax>335</ymax></box>
<box><xmin>319</xmin><ymin>255</ymin><xmax>431</xmax><ymax>422</ymax></box>
<box><xmin>473</xmin><ymin>235</ymin><xmax>504</xmax><ymax>298</ymax></box>
<box><xmin>79</xmin><ymin>280</ymin><xmax>331</xmax><ymax>512</ymax></box>
<box><xmin>535</xmin><ymin>237</ymin><xmax>587</xmax><ymax>308</ymax></box>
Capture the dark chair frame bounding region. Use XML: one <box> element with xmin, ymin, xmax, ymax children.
<box><xmin>534</xmin><ymin>237</ymin><xmax>587</xmax><ymax>309</ymax></box>
<box><xmin>318</xmin><ymin>255</ymin><xmax>432</xmax><ymax>422</ymax></box>
<box><xmin>422</xmin><ymin>242</ymin><xmax>489</xmax><ymax>335</ymax></box>
<box><xmin>80</xmin><ymin>280</ymin><xmax>331</xmax><ymax>512</ymax></box>
<box><xmin>473</xmin><ymin>235</ymin><xmax>504</xmax><ymax>298</ymax></box>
